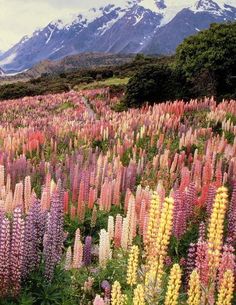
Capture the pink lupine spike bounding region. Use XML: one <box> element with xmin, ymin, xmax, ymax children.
<box><xmin>124</xmin><ymin>188</ymin><xmax>132</xmax><ymax>212</ymax></box>
<box><xmin>202</xmin><ymin>161</ymin><xmax>212</xmax><ymax>186</ymax></box>
<box><xmin>198</xmin><ymin>184</ymin><xmax>209</xmax><ymax>207</ymax></box>
<box><xmin>63</xmin><ymin>191</ymin><xmax>69</xmax><ymax>214</ymax></box>
<box><xmin>24</xmin><ymin>176</ymin><xmax>31</xmax><ymax>213</ymax></box>
<box><xmin>0</xmin><ymin>217</ymin><xmax>10</xmax><ymax>297</ymax></box>
<box><xmin>195</xmin><ymin>239</ymin><xmax>209</xmax><ymax>287</ymax></box>
<box><xmin>218</xmin><ymin>244</ymin><xmax>235</xmax><ymax>288</ymax></box>
<box><xmin>72</xmin><ymin>236</ymin><xmax>83</xmax><ymax>268</ymax></box>
<box><xmin>88</xmin><ymin>187</ymin><xmax>96</xmax><ymax>209</ymax></box>
<box><xmin>70</xmin><ymin>205</ymin><xmax>76</xmax><ymax>219</ymax></box>
<box><xmin>93</xmin><ymin>295</ymin><xmax>105</xmax><ymax>305</ymax></box>
<box><xmin>113</xmin><ymin>173</ymin><xmax>121</xmax><ymax>206</ymax></box>
<box><xmin>10</xmin><ymin>207</ymin><xmax>25</xmax><ymax>296</ymax></box>
<box><xmin>206</xmin><ymin>184</ymin><xmax>216</xmax><ymax>217</ymax></box>
<box><xmin>41</xmin><ymin>190</ymin><xmax>48</xmax><ymax>211</ymax></box>
<box><xmin>138</xmin><ymin>200</ymin><xmax>147</xmax><ymax>235</ymax></box>
<box><xmin>179</xmin><ymin>167</ymin><xmax>190</xmax><ymax>192</ymax></box>
<box><xmin>114</xmin><ymin>214</ymin><xmax>123</xmax><ymax>248</ymax></box>
<box><xmin>173</xmin><ymin>190</ymin><xmax>187</xmax><ymax>239</ymax></box>
<box><xmin>77</xmin><ymin>195</ymin><xmax>85</xmax><ymax>224</ymax></box>
<box><xmin>72</xmin><ymin>165</ymin><xmax>79</xmax><ymax>202</ymax></box>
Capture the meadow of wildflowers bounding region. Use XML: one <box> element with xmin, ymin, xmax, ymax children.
<box><xmin>0</xmin><ymin>89</ymin><xmax>235</xmax><ymax>304</ymax></box>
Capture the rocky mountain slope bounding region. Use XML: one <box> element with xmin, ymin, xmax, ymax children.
<box><xmin>0</xmin><ymin>0</ymin><xmax>235</xmax><ymax>73</ymax></box>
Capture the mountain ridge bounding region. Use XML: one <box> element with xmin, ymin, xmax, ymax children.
<box><xmin>0</xmin><ymin>0</ymin><xmax>235</xmax><ymax>73</ymax></box>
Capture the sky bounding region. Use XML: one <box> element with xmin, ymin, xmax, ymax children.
<box><xmin>0</xmin><ymin>0</ymin><xmax>127</xmax><ymax>51</ymax></box>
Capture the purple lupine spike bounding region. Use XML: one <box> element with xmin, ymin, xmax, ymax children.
<box><xmin>0</xmin><ymin>217</ymin><xmax>10</xmax><ymax>297</ymax></box>
<box><xmin>83</xmin><ymin>236</ymin><xmax>92</xmax><ymax>266</ymax></box>
<box><xmin>22</xmin><ymin>200</ymin><xmax>45</xmax><ymax>277</ymax></box>
<box><xmin>101</xmin><ymin>280</ymin><xmax>111</xmax><ymax>301</ymax></box>
<box><xmin>198</xmin><ymin>222</ymin><xmax>206</xmax><ymax>241</ymax></box>
<box><xmin>173</xmin><ymin>190</ymin><xmax>187</xmax><ymax>239</ymax></box>
<box><xmin>185</xmin><ymin>182</ymin><xmax>197</xmax><ymax>220</ymax></box>
<box><xmin>10</xmin><ymin>207</ymin><xmax>25</xmax><ymax>296</ymax></box>
<box><xmin>227</xmin><ymin>181</ymin><xmax>236</xmax><ymax>243</ymax></box>
<box><xmin>43</xmin><ymin>182</ymin><xmax>64</xmax><ymax>280</ymax></box>
<box><xmin>185</xmin><ymin>243</ymin><xmax>197</xmax><ymax>287</ymax></box>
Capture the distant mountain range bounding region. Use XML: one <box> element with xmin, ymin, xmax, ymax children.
<box><xmin>0</xmin><ymin>0</ymin><xmax>235</xmax><ymax>73</ymax></box>
<box><xmin>0</xmin><ymin>53</ymin><xmax>135</xmax><ymax>84</ymax></box>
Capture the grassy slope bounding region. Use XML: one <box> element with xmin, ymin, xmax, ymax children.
<box><xmin>74</xmin><ymin>77</ymin><xmax>130</xmax><ymax>90</ymax></box>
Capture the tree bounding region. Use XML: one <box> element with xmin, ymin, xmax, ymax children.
<box><xmin>175</xmin><ymin>22</ymin><xmax>236</xmax><ymax>98</ymax></box>
<box><xmin>125</xmin><ymin>64</ymin><xmax>176</xmax><ymax>107</ymax></box>
<box><xmin>125</xmin><ymin>63</ymin><xmax>188</xmax><ymax>108</ymax></box>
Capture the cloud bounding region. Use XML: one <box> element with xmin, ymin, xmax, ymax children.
<box><xmin>0</xmin><ymin>0</ymin><xmax>130</xmax><ymax>51</ymax></box>
<box><xmin>0</xmin><ymin>0</ymin><xmax>84</xmax><ymax>51</ymax></box>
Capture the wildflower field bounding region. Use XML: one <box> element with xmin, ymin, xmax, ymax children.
<box><xmin>0</xmin><ymin>88</ymin><xmax>236</xmax><ymax>305</ymax></box>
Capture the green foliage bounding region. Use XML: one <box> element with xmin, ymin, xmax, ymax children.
<box><xmin>22</xmin><ymin>266</ymin><xmax>73</xmax><ymax>305</ymax></box>
<box><xmin>92</xmin><ymin>139</ymin><xmax>109</xmax><ymax>153</ymax></box>
<box><xmin>176</xmin><ymin>22</ymin><xmax>236</xmax><ymax>99</ymax></box>
<box><xmin>124</xmin><ymin>63</ymin><xmax>188</xmax><ymax>107</ymax></box>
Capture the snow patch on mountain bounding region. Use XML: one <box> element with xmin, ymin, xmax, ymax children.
<box><xmin>133</xmin><ymin>10</ymin><xmax>145</xmax><ymax>25</ymax></box>
<box><xmin>46</xmin><ymin>26</ymin><xmax>55</xmax><ymax>44</ymax></box>
<box><xmin>97</xmin><ymin>9</ymin><xmax>126</xmax><ymax>35</ymax></box>
<box><xmin>0</xmin><ymin>52</ymin><xmax>17</xmax><ymax>65</ymax></box>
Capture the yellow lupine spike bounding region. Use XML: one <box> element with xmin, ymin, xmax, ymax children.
<box><xmin>164</xmin><ymin>264</ymin><xmax>182</xmax><ymax>305</ymax></box>
<box><xmin>216</xmin><ymin>270</ymin><xmax>234</xmax><ymax>305</ymax></box>
<box><xmin>187</xmin><ymin>269</ymin><xmax>201</xmax><ymax>305</ymax></box>
<box><xmin>127</xmin><ymin>245</ymin><xmax>139</xmax><ymax>286</ymax></box>
<box><xmin>207</xmin><ymin>187</ymin><xmax>228</xmax><ymax>272</ymax></box>
<box><xmin>133</xmin><ymin>284</ymin><xmax>145</xmax><ymax>305</ymax></box>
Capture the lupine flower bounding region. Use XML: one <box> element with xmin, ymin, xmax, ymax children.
<box><xmin>64</xmin><ymin>246</ymin><xmax>72</xmax><ymax>270</ymax></box>
<box><xmin>216</xmin><ymin>270</ymin><xmax>234</xmax><ymax>305</ymax></box>
<box><xmin>187</xmin><ymin>269</ymin><xmax>201</xmax><ymax>305</ymax></box>
<box><xmin>121</xmin><ymin>217</ymin><xmax>129</xmax><ymax>250</ymax></box>
<box><xmin>101</xmin><ymin>280</ymin><xmax>111</xmax><ymax>301</ymax></box>
<box><xmin>218</xmin><ymin>244</ymin><xmax>235</xmax><ymax>288</ymax></box>
<box><xmin>114</xmin><ymin>214</ymin><xmax>123</xmax><ymax>248</ymax></box>
<box><xmin>207</xmin><ymin>186</ymin><xmax>228</xmax><ymax>274</ymax></box>
<box><xmin>146</xmin><ymin>197</ymin><xmax>174</xmax><ymax>289</ymax></box>
<box><xmin>99</xmin><ymin>229</ymin><xmax>110</xmax><ymax>267</ymax></box>
<box><xmin>73</xmin><ymin>228</ymin><xmax>83</xmax><ymax>268</ymax></box>
<box><xmin>111</xmin><ymin>281</ymin><xmax>126</xmax><ymax>305</ymax></box>
<box><xmin>145</xmin><ymin>192</ymin><xmax>161</xmax><ymax>256</ymax></box>
<box><xmin>107</xmin><ymin>216</ymin><xmax>114</xmax><ymax>241</ymax></box>
<box><xmin>84</xmin><ymin>236</ymin><xmax>92</xmax><ymax>266</ymax></box>
<box><xmin>133</xmin><ymin>284</ymin><xmax>145</xmax><ymax>305</ymax></box>
<box><xmin>0</xmin><ymin>217</ymin><xmax>10</xmax><ymax>297</ymax></box>
<box><xmin>185</xmin><ymin>243</ymin><xmax>197</xmax><ymax>286</ymax></box>
<box><xmin>127</xmin><ymin>245</ymin><xmax>139</xmax><ymax>286</ymax></box>
<box><xmin>22</xmin><ymin>200</ymin><xmax>45</xmax><ymax>277</ymax></box>
<box><xmin>91</xmin><ymin>205</ymin><xmax>98</xmax><ymax>228</ymax></box>
<box><xmin>10</xmin><ymin>207</ymin><xmax>25</xmax><ymax>296</ymax></box>
<box><xmin>43</xmin><ymin>187</ymin><xmax>64</xmax><ymax>280</ymax></box>
<box><xmin>164</xmin><ymin>264</ymin><xmax>182</xmax><ymax>305</ymax></box>
<box><xmin>93</xmin><ymin>295</ymin><xmax>105</xmax><ymax>305</ymax></box>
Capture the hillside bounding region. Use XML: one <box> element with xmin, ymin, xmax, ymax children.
<box><xmin>0</xmin><ymin>53</ymin><xmax>135</xmax><ymax>84</ymax></box>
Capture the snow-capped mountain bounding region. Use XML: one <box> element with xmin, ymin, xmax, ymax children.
<box><xmin>0</xmin><ymin>0</ymin><xmax>235</xmax><ymax>73</ymax></box>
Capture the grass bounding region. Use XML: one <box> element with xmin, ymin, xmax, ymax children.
<box><xmin>74</xmin><ymin>77</ymin><xmax>130</xmax><ymax>90</ymax></box>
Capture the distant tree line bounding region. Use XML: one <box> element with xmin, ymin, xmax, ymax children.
<box><xmin>0</xmin><ymin>56</ymin><xmax>164</xmax><ymax>100</ymax></box>
<box><xmin>125</xmin><ymin>22</ymin><xmax>236</xmax><ymax>107</ymax></box>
